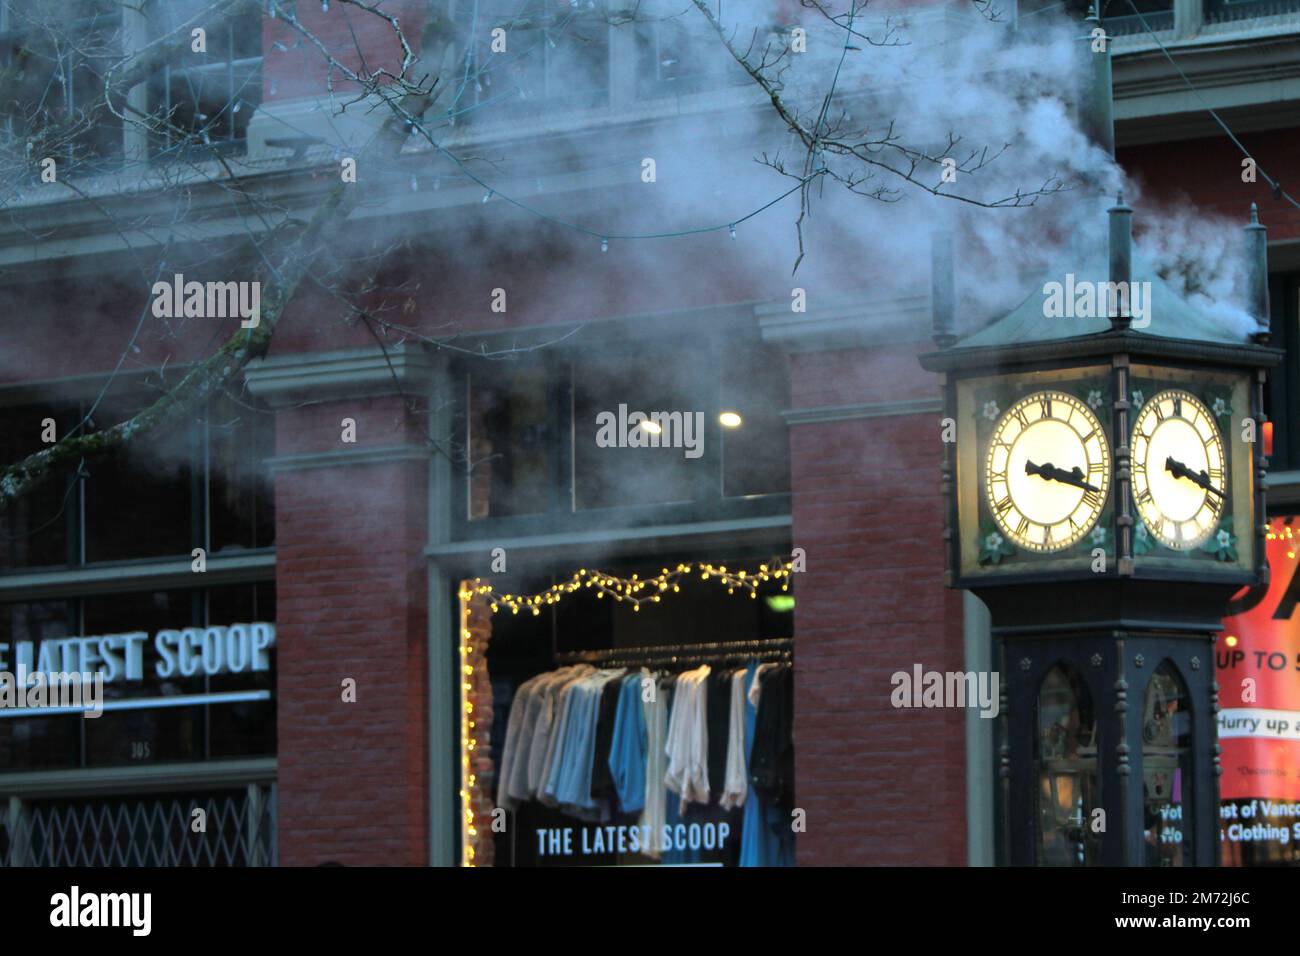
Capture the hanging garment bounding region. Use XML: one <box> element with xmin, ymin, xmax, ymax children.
<box><xmin>505</xmin><ymin>667</ymin><xmax>587</xmax><ymax>805</ymax></box>
<box><xmin>719</xmin><ymin>668</ymin><xmax>750</xmax><ymax>811</ymax></box>
<box><xmin>750</xmin><ymin>664</ymin><xmax>794</xmax><ymax>812</ymax></box>
<box><xmin>588</xmin><ymin>671</ymin><xmax>626</xmax><ymax>807</ymax></box>
<box><xmin>523</xmin><ymin>666</ymin><xmax>592</xmax><ymax>799</ymax></box>
<box><xmin>706</xmin><ymin>667</ymin><xmax>734</xmax><ymax>798</ymax></box>
<box><xmin>535</xmin><ymin>668</ymin><xmax>593</xmax><ymax>805</ymax></box>
<box><xmin>496</xmin><ymin>672</ymin><xmax>546</xmax><ymax>811</ymax></box>
<box><xmin>553</xmin><ymin>669</ymin><xmax>625</xmax><ymax>817</ymax></box>
<box><xmin>740</xmin><ymin>660</ymin><xmax>794</xmax><ymax>867</ymax></box>
<box><xmin>607</xmin><ymin>672</ymin><xmax>649</xmax><ymax>814</ymax></box>
<box><xmin>641</xmin><ymin>675</ymin><xmax>671</xmax><ymax>858</ymax></box>
<box><xmin>664</xmin><ymin>665</ymin><xmax>711</xmax><ymax>812</ymax></box>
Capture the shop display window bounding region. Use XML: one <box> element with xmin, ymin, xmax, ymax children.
<box><xmin>465</xmin><ymin>556</ymin><xmax>795</xmax><ymax>867</ymax></box>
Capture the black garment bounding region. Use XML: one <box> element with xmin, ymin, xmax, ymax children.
<box><xmin>706</xmin><ymin>668</ymin><xmax>735</xmax><ymax>798</ymax></box>
<box><xmin>589</xmin><ymin>674</ymin><xmax>625</xmax><ymax>805</ymax></box>
<box><xmin>750</xmin><ymin>664</ymin><xmax>794</xmax><ymax>813</ymax></box>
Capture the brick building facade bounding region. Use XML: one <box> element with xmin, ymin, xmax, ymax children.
<box><xmin>2</xmin><ymin>0</ymin><xmax>1300</xmax><ymax>867</ymax></box>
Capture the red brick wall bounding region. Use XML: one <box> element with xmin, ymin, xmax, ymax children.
<box><xmin>789</xmin><ymin>344</ymin><xmax>968</xmax><ymax>866</ymax></box>
<box><xmin>1119</xmin><ymin>128</ymin><xmax>1300</xmax><ymax>241</ymax></box>
<box><xmin>272</xmin><ymin>393</ymin><xmax>430</xmax><ymax>866</ymax></box>
<box><xmin>263</xmin><ymin>0</ymin><xmax>427</xmax><ymax>103</ymax></box>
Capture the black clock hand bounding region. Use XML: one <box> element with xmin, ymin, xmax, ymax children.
<box><xmin>1025</xmin><ymin>460</ymin><xmax>1101</xmax><ymax>494</ymax></box>
<box><xmin>1165</xmin><ymin>457</ymin><xmax>1224</xmax><ymax>499</ymax></box>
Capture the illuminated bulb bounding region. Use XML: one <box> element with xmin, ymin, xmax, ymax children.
<box><xmin>640</xmin><ymin>419</ymin><xmax>662</xmax><ymax>435</ymax></box>
<box><xmin>1226</xmin><ymin>635</ymin><xmax>1238</xmax><ymax>647</ymax></box>
<box><xmin>482</xmin><ymin>189</ymin><xmax>493</xmax><ymax>203</ymax></box>
<box><xmin>322</xmin><ymin>0</ymin><xmax>329</xmax><ymax>10</ymax></box>
<box><xmin>729</xmin><ymin>224</ymin><xmax>736</xmax><ymax>239</ymax></box>
<box><xmin>410</xmin><ymin>174</ymin><xmax>419</xmax><ymax>191</ymax></box>
<box><xmin>600</xmin><ymin>237</ymin><xmax>609</xmax><ymax>253</ymax></box>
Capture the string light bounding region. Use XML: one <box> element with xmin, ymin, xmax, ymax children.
<box><xmin>466</xmin><ymin>556</ymin><xmax>794</xmax><ymax>617</ymax></box>
<box><xmin>729</xmin><ymin>224</ymin><xmax>737</xmax><ymax>239</ymax></box>
<box><xmin>482</xmin><ymin>189</ymin><xmax>493</xmax><ymax>203</ymax></box>
<box><xmin>457</xmin><ymin>597</ymin><xmax>480</xmax><ymax>866</ymax></box>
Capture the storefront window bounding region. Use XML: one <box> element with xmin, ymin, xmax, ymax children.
<box><xmin>573</xmin><ymin>354</ymin><xmax>707</xmax><ymax>511</ymax></box>
<box><xmin>0</xmin><ymin>385</ymin><xmax>274</xmax><ymax>569</ymax></box>
<box><xmin>0</xmin><ymin>599</ymin><xmax>78</xmax><ymax>770</ymax></box>
<box><xmin>0</xmin><ymin>582</ymin><xmax>275</xmax><ymax>770</ymax></box>
<box><xmin>721</xmin><ymin>343</ymin><xmax>790</xmax><ymax>498</ymax></box>
<box><xmin>207</xmin><ymin>392</ymin><xmax>276</xmax><ymax>553</ymax></box>
<box><xmin>1142</xmin><ymin>661</ymin><xmax>1192</xmax><ymax>866</ymax></box>
<box><xmin>83</xmin><ymin>388</ymin><xmax>196</xmax><ymax>564</ymax></box>
<box><xmin>1035</xmin><ymin>664</ymin><xmax>1100</xmax><ymax>866</ymax></box>
<box><xmin>471</xmin><ymin>558</ymin><xmax>795</xmax><ymax>867</ymax></box>
<box><xmin>0</xmin><ymin>402</ymin><xmax>77</xmax><ymax>571</ymax></box>
<box><xmin>467</xmin><ymin>361</ymin><xmax>553</xmax><ymax>520</ymax></box>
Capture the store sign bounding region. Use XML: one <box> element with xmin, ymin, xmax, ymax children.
<box><xmin>0</xmin><ymin>623</ymin><xmax>275</xmax><ymax>717</ymax></box>
<box><xmin>1219</xmin><ymin>524</ymin><xmax>1300</xmax><ymax>802</ymax></box>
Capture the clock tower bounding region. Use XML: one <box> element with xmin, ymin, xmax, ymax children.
<box><xmin>918</xmin><ymin>11</ymin><xmax>1281</xmax><ymax>867</ymax></box>
<box><xmin>922</xmin><ymin>205</ymin><xmax>1276</xmax><ymax>863</ymax></box>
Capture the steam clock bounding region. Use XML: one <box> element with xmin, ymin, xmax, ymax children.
<box><xmin>920</xmin><ymin>201</ymin><xmax>1279</xmax><ymax>864</ymax></box>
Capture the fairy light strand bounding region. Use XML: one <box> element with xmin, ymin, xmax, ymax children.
<box><xmin>462</xmin><ymin>557</ymin><xmax>795</xmax><ymax>617</ymax></box>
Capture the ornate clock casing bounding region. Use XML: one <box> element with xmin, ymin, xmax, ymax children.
<box><xmin>919</xmin><ymin>188</ymin><xmax>1281</xmax><ymax>867</ymax></box>
<box><xmin>950</xmin><ymin>362</ymin><xmax>1258</xmax><ymax>591</ymax></box>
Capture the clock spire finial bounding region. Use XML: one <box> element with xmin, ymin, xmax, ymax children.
<box><xmin>1245</xmin><ymin>202</ymin><xmax>1270</xmax><ymax>344</ymax></box>
<box><xmin>1108</xmin><ymin>191</ymin><xmax>1133</xmax><ymax>332</ymax></box>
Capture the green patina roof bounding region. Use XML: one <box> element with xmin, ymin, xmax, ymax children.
<box><xmin>957</xmin><ymin>251</ymin><xmax>1252</xmax><ymax>349</ymax></box>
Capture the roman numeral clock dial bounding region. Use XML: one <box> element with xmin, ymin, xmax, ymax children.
<box><xmin>983</xmin><ymin>391</ymin><xmax>1111</xmax><ymax>553</ymax></box>
<box><xmin>1130</xmin><ymin>389</ymin><xmax>1226</xmax><ymax>550</ymax></box>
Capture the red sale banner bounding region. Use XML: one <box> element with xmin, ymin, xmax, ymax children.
<box><xmin>1218</xmin><ymin>517</ymin><xmax>1300</xmax><ymax>801</ymax></box>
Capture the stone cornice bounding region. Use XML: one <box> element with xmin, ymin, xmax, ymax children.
<box><xmin>243</xmin><ymin>344</ymin><xmax>440</xmax><ymax>407</ymax></box>
<box><xmin>756</xmin><ymin>294</ymin><xmax>930</xmax><ymax>353</ymax></box>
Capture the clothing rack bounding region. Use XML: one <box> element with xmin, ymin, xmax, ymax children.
<box><xmin>555</xmin><ymin>637</ymin><xmax>793</xmax><ymax>669</ymax></box>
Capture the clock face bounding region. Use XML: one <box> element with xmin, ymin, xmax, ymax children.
<box><xmin>1131</xmin><ymin>389</ymin><xmax>1225</xmax><ymax>550</ymax></box>
<box><xmin>984</xmin><ymin>391</ymin><xmax>1111</xmax><ymax>553</ymax></box>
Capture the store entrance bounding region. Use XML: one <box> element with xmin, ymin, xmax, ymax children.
<box><xmin>466</xmin><ymin>555</ymin><xmax>795</xmax><ymax>867</ymax></box>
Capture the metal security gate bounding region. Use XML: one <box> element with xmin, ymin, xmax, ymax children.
<box><xmin>1</xmin><ymin>784</ymin><xmax>276</xmax><ymax>866</ymax></box>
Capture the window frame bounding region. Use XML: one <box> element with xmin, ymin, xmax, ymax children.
<box><xmin>449</xmin><ymin>318</ymin><xmax>791</xmax><ymax>542</ymax></box>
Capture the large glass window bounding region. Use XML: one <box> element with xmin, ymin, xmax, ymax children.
<box><xmin>145</xmin><ymin>0</ymin><xmax>262</xmax><ymax>156</ymax></box>
<box><xmin>573</xmin><ymin>352</ymin><xmax>706</xmax><ymax>511</ymax></box>
<box><xmin>0</xmin><ymin>401</ymin><xmax>77</xmax><ymax>570</ymax></box>
<box><xmin>82</xmin><ymin>387</ymin><xmax>196</xmax><ymax>564</ymax></box>
<box><xmin>1100</xmin><ymin>0</ymin><xmax>1174</xmax><ymax>35</ymax></box>
<box><xmin>0</xmin><ymin>384</ymin><xmax>275</xmax><ymax>571</ymax></box>
<box><xmin>0</xmin><ymin>581</ymin><xmax>275</xmax><ymax>771</ymax></box>
<box><xmin>451</xmin><ymin>0</ymin><xmax>609</xmax><ymax>123</ymax></box>
<box><xmin>467</xmin><ymin>360</ymin><xmax>554</xmax><ymax>520</ymax></box>
<box><xmin>459</xmin><ymin>332</ymin><xmax>790</xmax><ymax>532</ymax></box>
<box><xmin>633</xmin><ymin>9</ymin><xmax>748</xmax><ymax>100</ymax></box>
<box><xmin>0</xmin><ymin>0</ymin><xmax>123</xmax><ymax>174</ymax></box>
